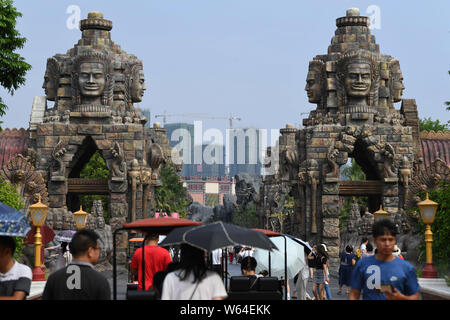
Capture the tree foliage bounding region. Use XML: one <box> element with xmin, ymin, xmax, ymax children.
<box><xmin>155</xmin><ymin>163</ymin><xmax>191</xmax><ymax>218</ymax></box>
<box><xmin>0</xmin><ymin>0</ymin><xmax>32</xmax><ymax>118</ymax></box>
<box><xmin>0</xmin><ymin>179</ymin><xmax>25</xmax><ymax>260</ymax></box>
<box><xmin>341</xmin><ymin>158</ymin><xmax>366</xmax><ymax>181</ymax></box>
<box><xmin>79</xmin><ymin>151</ymin><xmax>109</xmax><ymax>221</ymax></box>
<box><xmin>411</xmin><ymin>181</ymin><xmax>450</xmax><ymax>277</ymax></box>
<box><xmin>419</xmin><ymin>117</ymin><xmax>449</xmax><ymax>132</ymax></box>
<box><xmin>232</xmin><ymin>203</ymin><xmax>259</xmax><ymax>229</ymax></box>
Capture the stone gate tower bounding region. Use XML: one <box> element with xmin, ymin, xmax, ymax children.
<box><xmin>28</xmin><ymin>12</ymin><xmax>172</xmax><ymax>262</ymax></box>
<box><xmin>278</xmin><ymin>9</ymin><xmax>420</xmax><ymax>271</ymax></box>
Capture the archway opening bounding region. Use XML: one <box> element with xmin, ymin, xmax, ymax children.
<box><xmin>67</xmin><ymin>136</ymin><xmax>110</xmax><ymax>222</ymax></box>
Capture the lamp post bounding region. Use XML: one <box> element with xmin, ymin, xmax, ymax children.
<box><xmin>374</xmin><ymin>204</ymin><xmax>389</xmax><ymax>221</ymax></box>
<box><xmin>28</xmin><ymin>195</ymin><xmax>48</xmax><ymax>281</ymax></box>
<box><xmin>73</xmin><ymin>206</ymin><xmax>88</xmax><ymax>230</ymax></box>
<box><xmin>417</xmin><ymin>193</ymin><xmax>438</xmax><ymax>278</ymax></box>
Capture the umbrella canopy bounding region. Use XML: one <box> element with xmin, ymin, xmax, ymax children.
<box><xmin>24</xmin><ymin>225</ymin><xmax>55</xmax><ymax>245</ymax></box>
<box><xmin>254</xmin><ymin>236</ymin><xmax>306</xmax><ymax>279</ymax></box>
<box><xmin>0</xmin><ymin>201</ymin><xmax>31</xmax><ymax>237</ymax></box>
<box><xmin>122</xmin><ymin>217</ymin><xmax>202</xmax><ymax>235</ymax></box>
<box><xmin>283</xmin><ymin>234</ymin><xmax>313</xmax><ymax>254</ymax></box>
<box><xmin>54</xmin><ymin>230</ymin><xmax>76</xmax><ymax>243</ymax></box>
<box><xmin>159</xmin><ymin>221</ymin><xmax>278</xmax><ymax>252</ymax></box>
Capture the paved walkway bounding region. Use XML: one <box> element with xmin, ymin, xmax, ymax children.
<box><xmin>105</xmin><ymin>260</ymin><xmax>350</xmax><ymax>300</ymax></box>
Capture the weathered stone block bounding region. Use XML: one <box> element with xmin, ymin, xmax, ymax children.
<box><xmin>48</xmin><ymin>181</ymin><xmax>67</xmax><ymax>195</ymax></box>
<box><xmin>69</xmin><ymin>136</ymin><xmax>85</xmax><ymax>145</ymax></box>
<box><xmin>45</xmin><ymin>136</ymin><xmax>59</xmax><ymax>148</ymax></box>
<box><xmin>49</xmin><ymin>194</ymin><xmax>65</xmax><ymax>208</ymax></box>
<box><xmin>78</xmin><ymin>125</ymin><xmax>102</xmax><ymax>135</ymax></box>
<box><xmin>322</xmin><ymin>183</ymin><xmax>339</xmax><ymax>195</ymax></box>
<box><xmin>123</xmin><ymin>140</ymin><xmax>134</xmax><ymax>151</ymax></box>
<box><xmin>37</xmin><ymin>125</ymin><xmax>53</xmax><ymax>136</ymax></box>
<box><xmin>95</xmin><ymin>139</ymin><xmax>112</xmax><ymax>150</ymax></box>
<box><xmin>322</xmin><ymin>218</ymin><xmax>339</xmax><ymax>238</ymax></box>
<box><xmin>53</xmin><ymin>124</ymin><xmax>68</xmax><ymax>135</ymax></box>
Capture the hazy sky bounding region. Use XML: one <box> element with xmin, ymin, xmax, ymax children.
<box><xmin>1</xmin><ymin>0</ymin><xmax>449</xmax><ymax>141</ymax></box>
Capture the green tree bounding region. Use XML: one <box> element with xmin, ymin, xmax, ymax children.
<box><xmin>341</xmin><ymin>158</ymin><xmax>366</xmax><ymax>181</ymax></box>
<box><xmin>419</xmin><ymin>117</ymin><xmax>449</xmax><ymax>132</ymax></box>
<box><xmin>155</xmin><ymin>163</ymin><xmax>191</xmax><ymax>217</ymax></box>
<box><xmin>0</xmin><ymin>179</ymin><xmax>25</xmax><ymax>260</ymax></box>
<box><xmin>411</xmin><ymin>181</ymin><xmax>450</xmax><ymax>278</ymax></box>
<box><xmin>79</xmin><ymin>151</ymin><xmax>109</xmax><ymax>221</ymax></box>
<box><xmin>232</xmin><ymin>203</ymin><xmax>259</xmax><ymax>228</ymax></box>
<box><xmin>339</xmin><ymin>159</ymin><xmax>367</xmax><ymax>231</ymax></box>
<box><xmin>0</xmin><ymin>0</ymin><xmax>32</xmax><ymax>124</ymax></box>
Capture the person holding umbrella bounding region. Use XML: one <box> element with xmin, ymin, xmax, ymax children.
<box><xmin>161</xmin><ymin>244</ymin><xmax>227</xmax><ymax>300</ymax></box>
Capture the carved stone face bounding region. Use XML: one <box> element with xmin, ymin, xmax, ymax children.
<box><xmin>54</xmin><ymin>215</ymin><xmax>63</xmax><ymax>230</ymax></box>
<box><xmin>305</xmin><ymin>70</ymin><xmax>322</xmax><ymax>103</ymax></box>
<box><xmin>78</xmin><ymin>62</ymin><xmax>106</xmax><ymax>99</ymax></box>
<box><xmin>97</xmin><ymin>217</ymin><xmax>105</xmax><ymax>229</ymax></box>
<box><xmin>131</xmin><ymin>70</ymin><xmax>146</xmax><ymax>102</ymax></box>
<box><xmin>391</xmin><ymin>68</ymin><xmax>404</xmax><ymax>102</ymax></box>
<box><xmin>63</xmin><ymin>213</ymin><xmax>72</xmax><ymax>230</ymax></box>
<box><xmin>345</xmin><ymin>63</ymin><xmax>371</xmax><ymax>98</ymax></box>
<box><xmin>42</xmin><ymin>72</ymin><xmax>56</xmax><ymax>101</ymax></box>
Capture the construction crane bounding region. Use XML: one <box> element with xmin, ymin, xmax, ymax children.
<box><xmin>154</xmin><ymin>111</ymin><xmax>241</xmax><ymax>128</ymax></box>
<box><xmin>154</xmin><ymin>111</ymin><xmax>209</xmax><ymax>126</ymax></box>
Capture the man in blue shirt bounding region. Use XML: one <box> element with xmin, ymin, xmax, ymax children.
<box><xmin>349</xmin><ymin>218</ymin><xmax>420</xmax><ymax>300</ymax></box>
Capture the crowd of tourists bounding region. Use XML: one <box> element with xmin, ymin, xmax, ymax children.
<box><xmin>0</xmin><ymin>218</ymin><xmax>420</xmax><ymax>300</ymax></box>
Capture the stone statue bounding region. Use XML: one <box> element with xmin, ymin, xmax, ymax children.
<box><xmin>388</xmin><ymin>59</ymin><xmax>404</xmax><ymax>103</ymax></box>
<box><xmin>110</xmin><ymin>141</ymin><xmax>126</xmax><ymax>180</ymax></box>
<box><xmin>45</xmin><ymin>210</ymin><xmax>54</xmax><ymax>229</ymax></box>
<box><xmin>91</xmin><ymin>200</ymin><xmax>104</xmax><ymax>218</ymax></box>
<box><xmin>72</xmin><ymin>51</ymin><xmax>113</xmax><ymax>107</ymax></box>
<box><xmin>381</xmin><ymin>143</ymin><xmax>397</xmax><ymax>179</ymax></box>
<box><xmin>140</xmin><ymin>161</ymin><xmax>152</xmax><ymax>218</ymax></box>
<box><xmin>86</xmin><ymin>214</ymin><xmax>96</xmax><ymax>230</ymax></box>
<box><xmin>346</xmin><ymin>198</ymin><xmax>361</xmax><ymax>233</ymax></box>
<box><xmin>42</xmin><ymin>57</ymin><xmax>60</xmax><ymax>102</ymax></box>
<box><xmin>125</xmin><ymin>60</ymin><xmax>146</xmax><ymax>104</ymax></box>
<box><xmin>305</xmin><ymin>59</ymin><xmax>327</xmax><ymax>109</ymax></box>
<box><xmin>326</xmin><ymin>145</ymin><xmax>340</xmax><ymax>179</ymax></box>
<box><xmin>50</xmin><ymin>138</ymin><xmax>68</xmax><ymax>179</ymax></box>
<box><xmin>307</xmin><ymin>159</ymin><xmax>319</xmax><ymax>233</ymax></box>
<box><xmin>361</xmin><ymin>208</ymin><xmax>374</xmax><ymax>234</ymax></box>
<box><xmin>336</xmin><ymin>50</ymin><xmax>379</xmax><ymax>108</ymax></box>
<box><xmin>62</xmin><ymin>211</ymin><xmax>73</xmax><ymax>230</ymax></box>
<box><xmin>54</xmin><ymin>212</ymin><xmax>63</xmax><ymax>231</ymax></box>
<box><xmin>94</xmin><ymin>215</ymin><xmax>113</xmax><ymax>272</ymax></box>
<box><xmin>128</xmin><ymin>159</ymin><xmax>141</xmax><ymax>222</ymax></box>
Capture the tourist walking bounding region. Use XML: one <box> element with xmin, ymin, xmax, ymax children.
<box><xmin>42</xmin><ymin>230</ymin><xmax>111</xmax><ymax>300</ymax></box>
<box><xmin>308</xmin><ymin>244</ymin><xmax>329</xmax><ymax>300</ymax></box>
<box><xmin>294</xmin><ymin>252</ymin><xmax>312</xmax><ymax>300</ymax></box>
<box><xmin>360</xmin><ymin>237</ymin><xmax>369</xmax><ymax>257</ymax></box>
<box><xmin>161</xmin><ymin>244</ymin><xmax>227</xmax><ymax>300</ymax></box>
<box><xmin>211</xmin><ymin>248</ymin><xmax>223</xmax><ymax>278</ymax></box>
<box><xmin>338</xmin><ymin>245</ymin><xmax>356</xmax><ymax>295</ymax></box>
<box><xmin>0</xmin><ymin>236</ymin><xmax>32</xmax><ymax>300</ymax></box>
<box><xmin>130</xmin><ymin>232</ymin><xmax>172</xmax><ymax>291</ymax></box>
<box><xmin>363</xmin><ymin>242</ymin><xmax>374</xmax><ymax>258</ymax></box>
<box><xmin>349</xmin><ymin>219</ymin><xmax>420</xmax><ymax>300</ymax></box>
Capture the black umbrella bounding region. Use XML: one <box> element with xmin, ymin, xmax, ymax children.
<box><xmin>159</xmin><ymin>221</ymin><xmax>278</xmax><ymax>253</ymax></box>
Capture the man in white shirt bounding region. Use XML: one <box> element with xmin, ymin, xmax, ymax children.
<box><xmin>0</xmin><ymin>236</ymin><xmax>32</xmax><ymax>300</ymax></box>
<box><xmin>211</xmin><ymin>248</ymin><xmax>223</xmax><ymax>278</ymax></box>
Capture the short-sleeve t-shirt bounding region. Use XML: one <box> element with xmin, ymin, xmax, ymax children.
<box><xmin>0</xmin><ymin>260</ymin><xmax>32</xmax><ymax>298</ymax></box>
<box><xmin>350</xmin><ymin>255</ymin><xmax>420</xmax><ymax>300</ymax></box>
<box><xmin>42</xmin><ymin>261</ymin><xmax>111</xmax><ymax>300</ymax></box>
<box><xmin>315</xmin><ymin>256</ymin><xmax>327</xmax><ymax>270</ymax></box>
<box><xmin>130</xmin><ymin>245</ymin><xmax>172</xmax><ymax>290</ymax></box>
<box><xmin>161</xmin><ymin>270</ymin><xmax>228</xmax><ymax>300</ymax></box>
<box><xmin>340</xmin><ymin>252</ymin><xmax>355</xmax><ymax>266</ymax></box>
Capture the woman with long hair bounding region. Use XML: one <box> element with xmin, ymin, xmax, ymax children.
<box><xmin>309</xmin><ymin>244</ymin><xmax>329</xmax><ymax>300</ymax></box>
<box><xmin>161</xmin><ymin>244</ymin><xmax>228</xmax><ymax>300</ymax></box>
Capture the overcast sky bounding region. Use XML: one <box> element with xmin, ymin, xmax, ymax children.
<box><xmin>1</xmin><ymin>0</ymin><xmax>449</xmax><ymax>142</ymax></box>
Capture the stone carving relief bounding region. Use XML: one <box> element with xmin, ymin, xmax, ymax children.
<box><xmin>110</xmin><ymin>141</ymin><xmax>126</xmax><ymax>181</ymax></box>
<box><xmin>305</xmin><ymin>59</ymin><xmax>327</xmax><ymax>109</ymax></box>
<box><xmin>71</xmin><ymin>51</ymin><xmax>114</xmax><ymax>110</ymax></box>
<box><xmin>42</xmin><ymin>57</ymin><xmax>60</xmax><ymax>102</ymax></box>
<box><xmin>50</xmin><ymin>138</ymin><xmax>69</xmax><ymax>180</ymax></box>
<box><xmin>0</xmin><ymin>154</ymin><xmax>49</xmax><ymax>211</ymax></box>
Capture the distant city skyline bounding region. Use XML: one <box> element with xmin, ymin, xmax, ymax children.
<box><xmin>1</xmin><ymin>1</ymin><xmax>449</xmax><ymax>134</ymax></box>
